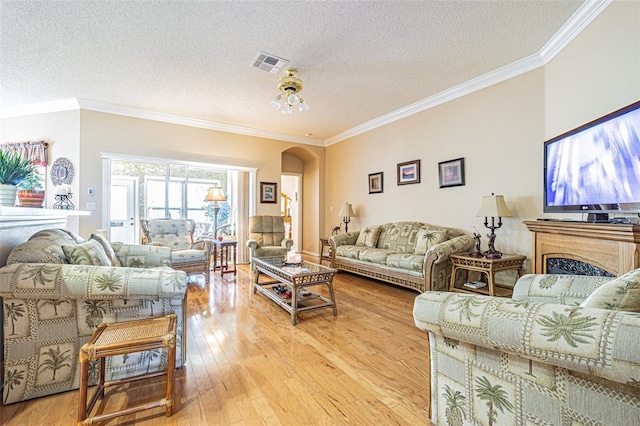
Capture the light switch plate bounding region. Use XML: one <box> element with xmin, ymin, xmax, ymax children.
<box><xmin>86</xmin><ymin>202</ymin><xmax>97</xmax><ymax>211</ymax></box>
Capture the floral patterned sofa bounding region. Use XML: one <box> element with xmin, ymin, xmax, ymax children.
<box><xmin>413</xmin><ymin>271</ymin><xmax>640</xmax><ymax>425</ymax></box>
<box><xmin>0</xmin><ymin>229</ymin><xmax>188</xmax><ymax>404</ymax></box>
<box><xmin>329</xmin><ymin>222</ymin><xmax>473</xmax><ymax>293</ymax></box>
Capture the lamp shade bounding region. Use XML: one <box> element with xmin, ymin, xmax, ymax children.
<box><xmin>476</xmin><ymin>194</ymin><xmax>512</xmax><ymax>218</ymax></box>
<box><xmin>338</xmin><ymin>202</ymin><xmax>355</xmax><ymax>218</ymax></box>
<box><xmin>204</xmin><ymin>186</ymin><xmax>226</xmax><ymax>202</ymax></box>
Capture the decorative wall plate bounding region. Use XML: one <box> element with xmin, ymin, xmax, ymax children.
<box><xmin>50</xmin><ymin>157</ymin><xmax>74</xmax><ymax>186</ymax></box>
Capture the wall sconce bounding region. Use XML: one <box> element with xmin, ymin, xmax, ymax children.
<box><xmin>476</xmin><ymin>193</ymin><xmax>512</xmax><ymax>259</ymax></box>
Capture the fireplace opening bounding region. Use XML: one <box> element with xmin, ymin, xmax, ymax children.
<box><xmin>546</xmin><ymin>258</ymin><xmax>614</xmax><ymax>277</ymax></box>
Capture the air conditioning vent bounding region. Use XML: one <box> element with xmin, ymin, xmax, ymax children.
<box><xmin>251</xmin><ymin>52</ymin><xmax>288</xmax><ymax>73</ymax></box>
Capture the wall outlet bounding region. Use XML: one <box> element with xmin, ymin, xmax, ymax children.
<box><xmin>86</xmin><ymin>202</ymin><xmax>97</xmax><ymax>211</ymax></box>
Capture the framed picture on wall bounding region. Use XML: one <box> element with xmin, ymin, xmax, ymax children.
<box><xmin>397</xmin><ymin>160</ymin><xmax>421</xmax><ymax>185</ymax></box>
<box><xmin>260</xmin><ymin>182</ymin><xmax>277</xmax><ymax>203</ymax></box>
<box><xmin>368</xmin><ymin>172</ymin><xmax>383</xmax><ymax>194</ymax></box>
<box><xmin>438</xmin><ymin>157</ymin><xmax>465</xmax><ymax>188</ymax></box>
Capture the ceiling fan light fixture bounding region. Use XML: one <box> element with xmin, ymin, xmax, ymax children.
<box><xmin>271</xmin><ymin>95</ymin><xmax>282</xmax><ymax>110</ymax></box>
<box><xmin>271</xmin><ymin>68</ymin><xmax>309</xmax><ymax>115</ymax></box>
<box><xmin>287</xmin><ymin>93</ymin><xmax>300</xmax><ymax>106</ymax></box>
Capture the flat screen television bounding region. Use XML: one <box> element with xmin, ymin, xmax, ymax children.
<box><xmin>544</xmin><ymin>100</ymin><xmax>640</xmax><ymax>221</ymax></box>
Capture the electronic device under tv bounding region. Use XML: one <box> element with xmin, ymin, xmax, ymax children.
<box><xmin>544</xmin><ymin>100</ymin><xmax>640</xmax><ymax>222</ymax></box>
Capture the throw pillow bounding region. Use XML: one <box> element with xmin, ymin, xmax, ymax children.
<box><xmin>90</xmin><ymin>233</ymin><xmax>122</xmax><ymax>267</ymax></box>
<box><xmin>355</xmin><ymin>226</ymin><xmax>382</xmax><ymax>248</ymax></box>
<box><xmin>61</xmin><ymin>239</ymin><xmax>112</xmax><ymax>266</ymax></box>
<box><xmin>580</xmin><ymin>268</ymin><xmax>640</xmax><ymax>312</ymax></box>
<box><xmin>414</xmin><ymin>228</ymin><xmax>448</xmax><ymax>255</ymax></box>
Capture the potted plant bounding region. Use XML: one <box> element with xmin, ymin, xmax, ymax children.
<box><xmin>0</xmin><ymin>150</ymin><xmax>37</xmax><ymax>206</ymax></box>
<box><xmin>17</xmin><ymin>169</ymin><xmax>45</xmax><ymax>207</ymax></box>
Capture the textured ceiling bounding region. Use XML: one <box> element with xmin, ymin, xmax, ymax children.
<box><xmin>1</xmin><ymin>0</ymin><xmax>589</xmax><ymax>143</ymax></box>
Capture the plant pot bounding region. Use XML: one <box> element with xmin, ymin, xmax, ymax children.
<box><xmin>0</xmin><ymin>184</ymin><xmax>18</xmax><ymax>206</ymax></box>
<box><xmin>17</xmin><ymin>189</ymin><xmax>45</xmax><ymax>207</ymax></box>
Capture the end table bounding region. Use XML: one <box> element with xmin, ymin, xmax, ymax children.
<box><xmin>319</xmin><ymin>238</ymin><xmax>332</xmax><ymax>265</ymax></box>
<box><xmin>449</xmin><ymin>252</ymin><xmax>526</xmax><ymax>297</ymax></box>
<box><xmin>212</xmin><ymin>239</ymin><xmax>237</xmax><ymax>277</ymax></box>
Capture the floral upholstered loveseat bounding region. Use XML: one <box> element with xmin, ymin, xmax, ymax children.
<box><xmin>329</xmin><ymin>222</ymin><xmax>473</xmax><ymax>293</ymax></box>
<box><xmin>413</xmin><ymin>271</ymin><xmax>640</xmax><ymax>425</ymax></box>
<box><xmin>0</xmin><ymin>229</ymin><xmax>188</xmax><ymax>404</ymax></box>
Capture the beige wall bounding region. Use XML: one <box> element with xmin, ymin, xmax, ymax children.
<box><xmin>77</xmin><ymin>111</ymin><xmax>325</xmax><ymax>253</ymax></box>
<box><xmin>325</xmin><ymin>0</ymin><xmax>640</xmax><ymax>270</ymax></box>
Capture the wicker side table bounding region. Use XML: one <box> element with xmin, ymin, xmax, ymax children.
<box><xmin>77</xmin><ymin>314</ymin><xmax>177</xmax><ymax>425</ymax></box>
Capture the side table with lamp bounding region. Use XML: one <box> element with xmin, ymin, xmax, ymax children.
<box><xmin>450</xmin><ymin>193</ymin><xmax>526</xmax><ymax>297</ymax></box>
<box><xmin>204</xmin><ymin>186</ymin><xmax>226</xmax><ymax>239</ymax></box>
<box><xmin>203</xmin><ymin>186</ymin><xmax>237</xmax><ymax>277</ymax></box>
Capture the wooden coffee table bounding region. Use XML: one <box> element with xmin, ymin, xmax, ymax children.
<box><xmin>253</xmin><ymin>256</ymin><xmax>338</xmax><ymax>325</ymax></box>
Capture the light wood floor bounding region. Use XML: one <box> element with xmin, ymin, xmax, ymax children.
<box><xmin>1</xmin><ymin>262</ymin><xmax>433</xmax><ymax>425</ymax></box>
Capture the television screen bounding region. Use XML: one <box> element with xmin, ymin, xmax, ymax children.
<box><xmin>544</xmin><ymin>100</ymin><xmax>640</xmax><ymax>215</ymax></box>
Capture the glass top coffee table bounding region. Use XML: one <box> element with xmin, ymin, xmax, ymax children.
<box><xmin>253</xmin><ymin>256</ymin><xmax>338</xmax><ymax>325</ymax></box>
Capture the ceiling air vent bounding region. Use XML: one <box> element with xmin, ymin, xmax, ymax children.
<box><xmin>251</xmin><ymin>52</ymin><xmax>288</xmax><ymax>73</ymax></box>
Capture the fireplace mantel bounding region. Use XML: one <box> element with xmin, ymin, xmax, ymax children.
<box><xmin>524</xmin><ymin>220</ymin><xmax>640</xmax><ymax>276</ymax></box>
<box><xmin>0</xmin><ymin>207</ymin><xmax>90</xmax><ymax>267</ymax></box>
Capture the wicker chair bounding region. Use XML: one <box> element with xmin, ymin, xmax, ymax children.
<box><xmin>140</xmin><ymin>218</ymin><xmax>212</xmax><ymax>281</ymax></box>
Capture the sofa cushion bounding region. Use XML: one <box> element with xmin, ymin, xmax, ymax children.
<box><xmin>171</xmin><ymin>248</ymin><xmax>208</xmax><ymax>263</ymax></box>
<box><xmin>387</xmin><ymin>253</ymin><xmax>425</xmax><ymax>272</ymax></box>
<box><xmin>355</xmin><ymin>226</ymin><xmax>382</xmax><ymax>248</ymax></box>
<box><xmin>90</xmin><ymin>233</ymin><xmax>121</xmax><ymax>267</ymax></box>
<box><xmin>61</xmin><ymin>239</ymin><xmax>112</xmax><ymax>266</ymax></box>
<box><xmin>580</xmin><ymin>268</ymin><xmax>640</xmax><ymax>312</ymax></box>
<box><xmin>6</xmin><ymin>228</ymin><xmax>86</xmax><ymax>265</ymax></box>
<box><xmin>358</xmin><ymin>248</ymin><xmax>393</xmax><ymax>265</ymax></box>
<box><xmin>335</xmin><ymin>245</ymin><xmax>368</xmax><ymax>260</ymax></box>
<box><xmin>378</xmin><ymin>222</ymin><xmax>438</xmax><ymax>253</ymax></box>
<box><xmin>414</xmin><ymin>228</ymin><xmax>447</xmax><ymax>255</ymax></box>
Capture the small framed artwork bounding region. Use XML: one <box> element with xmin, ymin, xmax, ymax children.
<box><xmin>368</xmin><ymin>172</ymin><xmax>384</xmax><ymax>194</ymax></box>
<box><xmin>397</xmin><ymin>160</ymin><xmax>421</xmax><ymax>185</ymax></box>
<box><xmin>438</xmin><ymin>157</ymin><xmax>465</xmax><ymax>188</ymax></box>
<box><xmin>260</xmin><ymin>182</ymin><xmax>277</xmax><ymax>203</ymax></box>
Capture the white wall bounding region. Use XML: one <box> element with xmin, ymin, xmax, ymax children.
<box><xmin>1</xmin><ymin>110</ymin><xmax>82</xmax><ymax>233</ymax></box>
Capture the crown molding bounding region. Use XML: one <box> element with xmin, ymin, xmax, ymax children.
<box><xmin>325</xmin><ymin>53</ymin><xmax>545</xmax><ymax>146</ymax></box>
<box><xmin>539</xmin><ymin>0</ymin><xmax>612</xmax><ymax>63</ymax></box>
<box><xmin>0</xmin><ymin>98</ymin><xmax>80</xmax><ymax>118</ymax></box>
<box><xmin>75</xmin><ymin>99</ymin><xmax>324</xmax><ymax>146</ymax></box>
<box><xmin>325</xmin><ymin>0</ymin><xmax>610</xmax><ymax>146</ymax></box>
<box><xmin>0</xmin><ymin>98</ymin><xmax>323</xmax><ymax>146</ymax></box>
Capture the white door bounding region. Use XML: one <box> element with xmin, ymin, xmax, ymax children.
<box><xmin>281</xmin><ymin>174</ymin><xmax>301</xmax><ymax>250</ymax></box>
<box><xmin>110</xmin><ymin>178</ymin><xmax>137</xmax><ymax>243</ymax></box>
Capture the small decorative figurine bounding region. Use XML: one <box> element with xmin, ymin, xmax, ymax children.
<box><xmin>469</xmin><ymin>230</ymin><xmax>483</xmax><ymax>258</ymax></box>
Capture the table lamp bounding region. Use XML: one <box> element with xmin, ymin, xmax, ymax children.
<box><xmin>204</xmin><ymin>186</ymin><xmax>226</xmax><ymax>238</ymax></box>
<box><xmin>338</xmin><ymin>202</ymin><xmax>356</xmax><ymax>233</ymax></box>
<box><xmin>476</xmin><ymin>193</ymin><xmax>512</xmax><ymax>259</ymax></box>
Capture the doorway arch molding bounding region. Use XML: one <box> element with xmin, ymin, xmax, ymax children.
<box><xmin>281</xmin><ymin>146</ymin><xmax>324</xmax><ymax>256</ymax></box>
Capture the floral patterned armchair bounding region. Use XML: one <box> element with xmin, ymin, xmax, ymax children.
<box><xmin>0</xmin><ymin>229</ymin><xmax>188</xmax><ymax>405</ymax></box>
<box><xmin>140</xmin><ymin>218</ymin><xmax>212</xmax><ymax>282</ymax></box>
<box><xmin>413</xmin><ymin>271</ymin><xmax>640</xmax><ymax>425</ymax></box>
